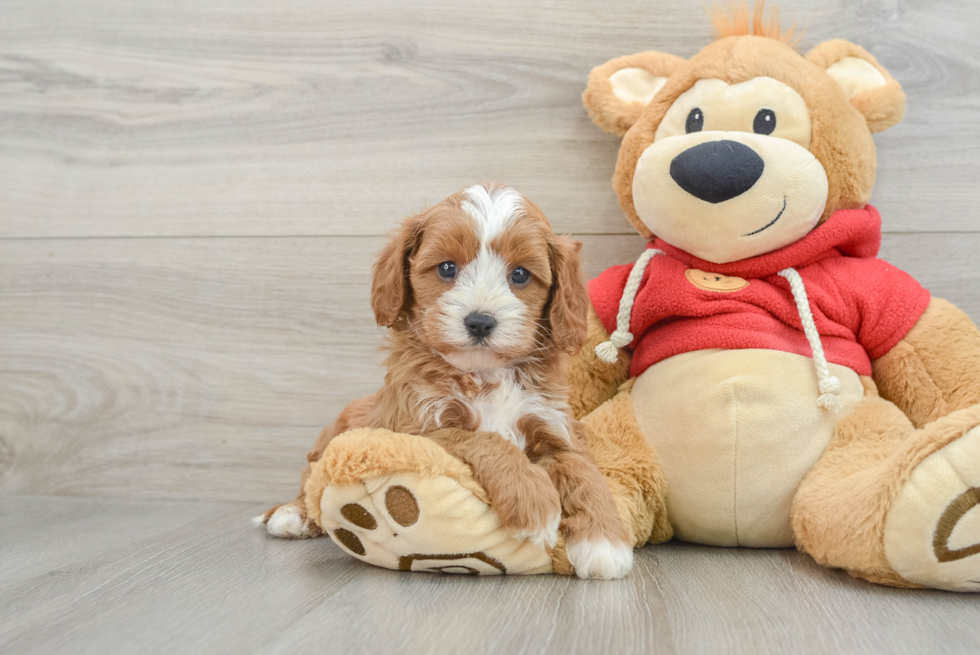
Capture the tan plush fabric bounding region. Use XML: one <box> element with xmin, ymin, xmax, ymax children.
<box><xmin>884</xmin><ymin>423</ymin><xmax>980</xmax><ymax>592</ymax></box>
<box><xmin>305</xmin><ymin>428</ymin><xmax>489</xmax><ymax>523</ymax></box>
<box><xmin>305</xmin><ymin>429</ymin><xmax>553</xmax><ymax>576</ymax></box>
<box><xmin>793</xmin><ymin>379</ymin><xmax>980</xmax><ymax>588</ymax></box>
<box><xmin>631</xmin><ymin>349</ymin><xmax>864</xmax><ymax>547</ymax></box>
<box><xmin>304</xmin><ymin>420</ymin><xmax>651</xmax><ymax>577</ymax></box>
<box><xmin>873</xmin><ymin>298</ymin><xmax>980</xmax><ymax>429</ymax></box>
<box><xmin>566</xmin><ymin>306</ymin><xmax>632</xmax><ymax>420</ymax></box>
<box><xmin>581</xmin><ymin>386</ymin><xmax>673</xmax><ymax>546</ymax></box>
<box><xmin>792</xmin><ymin>379</ymin><xmax>917</xmax><ymax>587</ymax></box>
<box><xmin>582</xmin><ymin>51</ymin><xmax>686</xmax><ymax>138</ymax></box>
<box><xmin>608</xmin><ymin>68</ymin><xmax>668</xmax><ymax>106</ymax></box>
<box><xmin>805</xmin><ymin>39</ymin><xmax>906</xmax><ymax>134</ymax></box>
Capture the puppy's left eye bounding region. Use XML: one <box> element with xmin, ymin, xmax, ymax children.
<box><xmin>753</xmin><ymin>109</ymin><xmax>776</xmax><ymax>135</ymax></box>
<box><xmin>510</xmin><ymin>267</ymin><xmax>530</xmax><ymax>286</ymax></box>
<box><xmin>437</xmin><ymin>261</ymin><xmax>457</xmax><ymax>280</ymax></box>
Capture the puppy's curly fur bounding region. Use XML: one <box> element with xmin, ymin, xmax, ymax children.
<box><xmin>260</xmin><ymin>184</ymin><xmax>631</xmax><ymax>577</ymax></box>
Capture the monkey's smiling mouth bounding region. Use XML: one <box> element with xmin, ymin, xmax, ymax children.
<box><xmin>742</xmin><ymin>197</ymin><xmax>788</xmax><ymax>236</ymax></box>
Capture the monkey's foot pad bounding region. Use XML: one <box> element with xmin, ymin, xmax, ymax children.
<box><xmin>304</xmin><ymin>428</ymin><xmax>553</xmax><ymax>575</ymax></box>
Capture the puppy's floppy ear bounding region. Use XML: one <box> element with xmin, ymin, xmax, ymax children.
<box><xmin>806</xmin><ymin>39</ymin><xmax>906</xmax><ymax>134</ymax></box>
<box><xmin>371</xmin><ymin>212</ymin><xmax>426</xmax><ymax>327</ymax></box>
<box><xmin>547</xmin><ymin>236</ymin><xmax>590</xmax><ymax>355</ymax></box>
<box><xmin>583</xmin><ymin>51</ymin><xmax>686</xmax><ymax>138</ymax></box>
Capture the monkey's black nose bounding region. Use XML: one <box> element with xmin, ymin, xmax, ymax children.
<box><xmin>465</xmin><ymin>312</ymin><xmax>496</xmax><ymax>339</ymax></box>
<box><xmin>669</xmin><ymin>139</ymin><xmax>765</xmax><ymax>204</ymax></box>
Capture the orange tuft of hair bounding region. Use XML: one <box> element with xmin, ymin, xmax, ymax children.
<box><xmin>709</xmin><ymin>1</ymin><xmax>802</xmax><ymax>48</ymax></box>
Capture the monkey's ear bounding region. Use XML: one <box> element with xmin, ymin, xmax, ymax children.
<box><xmin>583</xmin><ymin>51</ymin><xmax>686</xmax><ymax>138</ymax></box>
<box><xmin>371</xmin><ymin>212</ymin><xmax>425</xmax><ymax>328</ymax></box>
<box><xmin>806</xmin><ymin>39</ymin><xmax>906</xmax><ymax>134</ymax></box>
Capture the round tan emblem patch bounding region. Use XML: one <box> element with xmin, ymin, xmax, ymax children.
<box><xmin>685</xmin><ymin>268</ymin><xmax>749</xmax><ymax>293</ymax></box>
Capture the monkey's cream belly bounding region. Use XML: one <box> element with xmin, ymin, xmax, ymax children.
<box><xmin>631</xmin><ymin>349</ymin><xmax>865</xmax><ymax>547</ymax></box>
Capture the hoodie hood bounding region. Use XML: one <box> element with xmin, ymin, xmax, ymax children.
<box><xmin>653</xmin><ymin>205</ymin><xmax>882</xmax><ymax>278</ymax></box>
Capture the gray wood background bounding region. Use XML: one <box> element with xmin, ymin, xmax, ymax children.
<box><xmin>2</xmin><ymin>1</ymin><xmax>979</xmax><ymax>653</ymax></box>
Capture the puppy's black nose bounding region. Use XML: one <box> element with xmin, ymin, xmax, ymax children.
<box><xmin>464</xmin><ymin>312</ymin><xmax>496</xmax><ymax>339</ymax></box>
<box><xmin>669</xmin><ymin>139</ymin><xmax>765</xmax><ymax>204</ymax></box>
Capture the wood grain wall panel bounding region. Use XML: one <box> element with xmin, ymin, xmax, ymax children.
<box><xmin>2</xmin><ymin>232</ymin><xmax>978</xmax><ymax>501</ymax></box>
<box><xmin>1</xmin><ymin>0</ymin><xmax>978</xmax><ymax>238</ymax></box>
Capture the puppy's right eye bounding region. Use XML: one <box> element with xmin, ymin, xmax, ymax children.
<box><xmin>437</xmin><ymin>261</ymin><xmax>457</xmax><ymax>280</ymax></box>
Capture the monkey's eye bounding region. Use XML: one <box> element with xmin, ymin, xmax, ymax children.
<box><xmin>753</xmin><ymin>109</ymin><xmax>776</xmax><ymax>135</ymax></box>
<box><xmin>510</xmin><ymin>267</ymin><xmax>530</xmax><ymax>286</ymax></box>
<box><xmin>685</xmin><ymin>107</ymin><xmax>704</xmax><ymax>133</ymax></box>
<box><xmin>437</xmin><ymin>261</ymin><xmax>457</xmax><ymax>280</ymax></box>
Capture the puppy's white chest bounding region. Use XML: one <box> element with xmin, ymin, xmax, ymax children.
<box><xmin>469</xmin><ymin>373</ymin><xmax>531</xmax><ymax>450</ymax></box>
<box><xmin>465</xmin><ymin>371</ymin><xmax>568</xmax><ymax>451</ymax></box>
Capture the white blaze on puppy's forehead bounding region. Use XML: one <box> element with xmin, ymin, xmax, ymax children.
<box><xmin>433</xmin><ymin>185</ymin><xmax>534</xmax><ymax>365</ymax></box>
<box><xmin>461</xmin><ymin>184</ymin><xmax>526</xmax><ymax>243</ymax></box>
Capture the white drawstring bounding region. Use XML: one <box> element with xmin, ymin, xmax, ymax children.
<box><xmin>777</xmin><ymin>268</ymin><xmax>843</xmax><ymax>412</ymax></box>
<box><xmin>595</xmin><ymin>255</ymin><xmax>843</xmax><ymax>411</ymax></box>
<box><xmin>594</xmin><ymin>249</ymin><xmax>663</xmax><ymax>364</ymax></box>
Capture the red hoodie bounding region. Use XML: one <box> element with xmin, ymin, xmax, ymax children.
<box><xmin>589</xmin><ymin>205</ymin><xmax>930</xmax><ymax>378</ymax></box>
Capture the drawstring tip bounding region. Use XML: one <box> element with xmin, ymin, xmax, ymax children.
<box><xmin>817</xmin><ymin>393</ymin><xmax>843</xmax><ymax>412</ymax></box>
<box><xmin>817</xmin><ymin>375</ymin><xmax>843</xmax><ymax>411</ymax></box>
<box><xmin>595</xmin><ymin>330</ymin><xmax>633</xmax><ymax>364</ymax></box>
<box><xmin>594</xmin><ymin>340</ymin><xmax>620</xmax><ymax>364</ymax></box>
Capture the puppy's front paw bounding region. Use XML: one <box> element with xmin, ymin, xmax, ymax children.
<box><xmin>566</xmin><ymin>538</ymin><xmax>633</xmax><ymax>579</ymax></box>
<box><xmin>488</xmin><ymin>466</ymin><xmax>562</xmax><ymax>549</ymax></box>
<box><xmin>256</xmin><ymin>504</ymin><xmax>321</xmax><ymax>539</ymax></box>
<box><xmin>514</xmin><ymin>512</ymin><xmax>562</xmax><ymax>550</ymax></box>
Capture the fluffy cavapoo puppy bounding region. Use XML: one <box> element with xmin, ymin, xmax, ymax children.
<box><xmin>259</xmin><ymin>183</ymin><xmax>632</xmax><ymax>579</ymax></box>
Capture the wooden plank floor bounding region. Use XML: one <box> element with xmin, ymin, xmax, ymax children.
<box><xmin>1</xmin><ymin>495</ymin><xmax>978</xmax><ymax>655</ymax></box>
<box><xmin>3</xmin><ymin>0</ymin><xmax>980</xmax><ymax>652</ymax></box>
